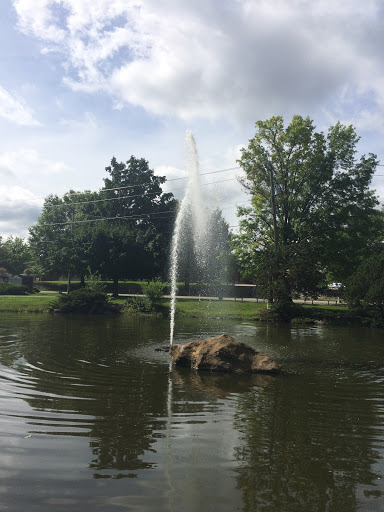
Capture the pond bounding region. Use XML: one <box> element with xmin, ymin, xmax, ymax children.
<box><xmin>0</xmin><ymin>313</ymin><xmax>383</xmax><ymax>511</ymax></box>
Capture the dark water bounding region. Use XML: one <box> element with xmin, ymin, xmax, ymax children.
<box><xmin>0</xmin><ymin>313</ymin><xmax>384</xmax><ymax>511</ymax></box>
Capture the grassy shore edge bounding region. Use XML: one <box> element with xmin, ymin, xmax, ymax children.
<box><xmin>0</xmin><ymin>294</ymin><xmax>365</xmax><ymax>325</ymax></box>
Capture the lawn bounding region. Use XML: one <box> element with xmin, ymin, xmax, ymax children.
<box><xmin>0</xmin><ymin>293</ymin><xmax>352</xmax><ymax>323</ymax></box>
<box><xmin>0</xmin><ymin>293</ymin><xmax>56</xmax><ymax>312</ymax></box>
<box><xmin>164</xmin><ymin>299</ymin><xmax>267</xmax><ymax>320</ymax></box>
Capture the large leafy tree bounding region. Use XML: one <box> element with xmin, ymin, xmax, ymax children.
<box><xmin>29</xmin><ymin>156</ymin><xmax>177</xmax><ymax>291</ymax></box>
<box><xmin>344</xmin><ymin>250</ymin><xmax>384</xmax><ymax>315</ymax></box>
<box><xmin>176</xmin><ymin>206</ymin><xmax>232</xmax><ymax>292</ymax></box>
<box><xmin>0</xmin><ymin>236</ymin><xmax>32</xmax><ymax>275</ymax></box>
<box><xmin>29</xmin><ymin>190</ymin><xmax>101</xmax><ymax>283</ymax></box>
<box><xmin>233</xmin><ymin>115</ymin><xmax>383</xmax><ymax>304</ymax></box>
<box><xmin>102</xmin><ymin>156</ymin><xmax>177</xmax><ymax>277</ymax></box>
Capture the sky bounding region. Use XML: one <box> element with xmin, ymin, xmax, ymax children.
<box><xmin>1</xmin><ymin>0</ymin><xmax>384</xmax><ymax>239</ymax></box>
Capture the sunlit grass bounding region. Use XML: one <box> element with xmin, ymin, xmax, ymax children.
<box><xmin>0</xmin><ymin>294</ymin><xmax>56</xmax><ymax>312</ymax></box>
<box><xmin>0</xmin><ymin>293</ymin><xmax>350</xmax><ymax>319</ymax></box>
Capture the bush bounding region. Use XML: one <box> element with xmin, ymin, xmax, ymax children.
<box><xmin>124</xmin><ymin>296</ymin><xmax>153</xmax><ymax>313</ymax></box>
<box><xmin>0</xmin><ymin>283</ymin><xmax>28</xmax><ymax>295</ymax></box>
<box><xmin>51</xmin><ymin>288</ymin><xmax>118</xmax><ymax>314</ymax></box>
<box><xmin>85</xmin><ymin>268</ymin><xmax>106</xmax><ymax>294</ymax></box>
<box><xmin>141</xmin><ymin>279</ymin><xmax>165</xmax><ymax>309</ymax></box>
<box><xmin>261</xmin><ymin>301</ymin><xmax>304</xmax><ymax>322</ymax></box>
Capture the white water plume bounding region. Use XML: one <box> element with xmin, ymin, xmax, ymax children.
<box><xmin>169</xmin><ymin>131</ymin><xmax>208</xmax><ymax>346</ymax></box>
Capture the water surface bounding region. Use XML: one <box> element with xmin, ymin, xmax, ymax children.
<box><xmin>0</xmin><ymin>313</ymin><xmax>383</xmax><ymax>511</ymax></box>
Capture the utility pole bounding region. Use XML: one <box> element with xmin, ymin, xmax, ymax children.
<box><xmin>66</xmin><ymin>210</ymin><xmax>75</xmax><ymax>294</ymax></box>
<box><xmin>269</xmin><ymin>163</ymin><xmax>279</xmax><ymax>251</ymax></box>
<box><xmin>267</xmin><ymin>163</ymin><xmax>279</xmax><ymax>306</ymax></box>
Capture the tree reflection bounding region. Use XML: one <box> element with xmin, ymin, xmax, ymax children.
<box><xmin>0</xmin><ymin>315</ymin><xmax>171</xmax><ymax>478</ymax></box>
<box><xmin>233</xmin><ymin>372</ymin><xmax>383</xmax><ymax>511</ymax></box>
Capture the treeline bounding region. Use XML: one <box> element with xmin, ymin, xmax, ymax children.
<box><xmin>0</xmin><ymin>155</ymin><xmax>232</xmax><ymax>297</ymax></box>
<box><xmin>1</xmin><ymin>115</ymin><xmax>384</xmax><ymax>320</ymax></box>
<box><xmin>29</xmin><ymin>156</ymin><xmax>177</xmax><ymax>296</ymax></box>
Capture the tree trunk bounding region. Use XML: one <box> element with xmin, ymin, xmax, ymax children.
<box><xmin>80</xmin><ymin>274</ymin><xmax>85</xmax><ymax>288</ymax></box>
<box><xmin>112</xmin><ymin>276</ymin><xmax>119</xmax><ymax>298</ymax></box>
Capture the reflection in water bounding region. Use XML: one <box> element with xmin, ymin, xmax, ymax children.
<box><xmin>234</xmin><ymin>374</ymin><xmax>384</xmax><ymax>511</ymax></box>
<box><xmin>0</xmin><ymin>314</ymin><xmax>384</xmax><ymax>511</ymax></box>
<box><xmin>171</xmin><ymin>366</ymin><xmax>275</xmax><ymax>399</ymax></box>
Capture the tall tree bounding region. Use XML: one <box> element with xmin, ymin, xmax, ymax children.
<box><xmin>102</xmin><ymin>156</ymin><xmax>177</xmax><ymax>279</ymax></box>
<box><xmin>176</xmin><ymin>206</ymin><xmax>232</xmax><ymax>292</ymax></box>
<box><xmin>233</xmin><ymin>115</ymin><xmax>383</xmax><ymax>305</ymax></box>
<box><xmin>0</xmin><ymin>236</ymin><xmax>32</xmax><ymax>275</ymax></box>
<box><xmin>29</xmin><ymin>157</ymin><xmax>177</xmax><ymax>290</ymax></box>
<box><xmin>29</xmin><ymin>191</ymin><xmax>101</xmax><ymax>283</ymax></box>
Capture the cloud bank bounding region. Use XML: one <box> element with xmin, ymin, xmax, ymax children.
<box><xmin>13</xmin><ymin>0</ymin><xmax>384</xmax><ymax>125</ymax></box>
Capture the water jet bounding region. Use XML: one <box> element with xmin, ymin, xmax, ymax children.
<box><xmin>169</xmin><ymin>130</ymin><xmax>209</xmax><ymax>346</ymax></box>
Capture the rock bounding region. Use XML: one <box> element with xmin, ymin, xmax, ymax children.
<box><xmin>169</xmin><ymin>333</ymin><xmax>282</xmax><ymax>374</ymax></box>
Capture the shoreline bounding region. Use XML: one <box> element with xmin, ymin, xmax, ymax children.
<box><xmin>0</xmin><ymin>294</ymin><xmax>374</xmax><ymax>326</ymax></box>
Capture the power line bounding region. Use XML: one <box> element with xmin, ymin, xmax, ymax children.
<box><xmin>41</xmin><ymin>209</ymin><xmax>176</xmax><ymax>227</ymax></box>
<box><xmin>41</xmin><ymin>197</ymin><xmax>251</xmax><ymax>227</ymax></box>
<box><xmin>0</xmin><ymin>166</ymin><xmax>242</xmax><ymax>213</ymax></box>
<box><xmin>54</xmin><ymin>166</ymin><xmax>241</xmax><ymax>197</ymax></box>
<box><xmin>0</xmin><ymin>175</ymin><xmax>241</xmax><ymax>213</ymax></box>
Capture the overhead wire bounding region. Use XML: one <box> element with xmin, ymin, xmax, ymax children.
<box><xmin>0</xmin><ymin>165</ymin><xmax>242</xmax><ymax>213</ymax></box>
<box><xmin>4</xmin><ymin>160</ymin><xmax>384</xmax><ymax>232</ymax></box>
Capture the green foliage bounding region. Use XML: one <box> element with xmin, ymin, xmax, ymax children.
<box><xmin>102</xmin><ymin>156</ymin><xmax>177</xmax><ymax>279</ymax></box>
<box><xmin>261</xmin><ymin>301</ymin><xmax>305</xmax><ymax>322</ymax></box>
<box><xmin>141</xmin><ymin>279</ymin><xmax>165</xmax><ymax>307</ymax></box>
<box><xmin>345</xmin><ymin>251</ymin><xmax>384</xmax><ymax>316</ymax></box>
<box><xmin>29</xmin><ymin>156</ymin><xmax>177</xmax><ymax>286</ymax></box>
<box><xmin>0</xmin><ymin>283</ymin><xmax>28</xmax><ymax>295</ymax></box>
<box><xmin>124</xmin><ymin>296</ymin><xmax>153</xmax><ymax>313</ymax></box>
<box><xmin>0</xmin><ymin>236</ymin><xmax>32</xmax><ymax>276</ymax></box>
<box><xmin>234</xmin><ymin>115</ymin><xmax>383</xmax><ymax>305</ymax></box>
<box><xmin>52</xmin><ymin>288</ymin><xmax>116</xmax><ymax>314</ymax></box>
<box><xmin>84</xmin><ymin>268</ymin><xmax>106</xmax><ymax>293</ymax></box>
<box><xmin>175</xmin><ymin>206</ymin><xmax>233</xmax><ymax>290</ymax></box>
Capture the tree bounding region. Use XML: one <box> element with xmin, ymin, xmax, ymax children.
<box><xmin>29</xmin><ymin>156</ymin><xmax>177</xmax><ymax>292</ymax></box>
<box><xmin>102</xmin><ymin>156</ymin><xmax>177</xmax><ymax>280</ymax></box>
<box><xmin>344</xmin><ymin>250</ymin><xmax>384</xmax><ymax>315</ymax></box>
<box><xmin>0</xmin><ymin>236</ymin><xmax>32</xmax><ymax>275</ymax></box>
<box><xmin>175</xmin><ymin>206</ymin><xmax>232</xmax><ymax>293</ymax></box>
<box><xmin>29</xmin><ymin>191</ymin><xmax>101</xmax><ymax>283</ymax></box>
<box><xmin>233</xmin><ymin>115</ymin><xmax>383</xmax><ymax>306</ymax></box>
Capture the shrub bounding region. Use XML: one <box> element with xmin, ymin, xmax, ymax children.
<box><xmin>52</xmin><ymin>288</ymin><xmax>118</xmax><ymax>314</ymax></box>
<box><xmin>141</xmin><ymin>279</ymin><xmax>165</xmax><ymax>309</ymax></box>
<box><xmin>0</xmin><ymin>283</ymin><xmax>28</xmax><ymax>295</ymax></box>
<box><xmin>124</xmin><ymin>296</ymin><xmax>153</xmax><ymax>313</ymax></box>
<box><xmin>85</xmin><ymin>268</ymin><xmax>106</xmax><ymax>294</ymax></box>
<box><xmin>261</xmin><ymin>301</ymin><xmax>304</xmax><ymax>322</ymax></box>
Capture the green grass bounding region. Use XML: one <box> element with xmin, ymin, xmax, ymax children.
<box><xmin>0</xmin><ymin>294</ymin><xmax>356</xmax><ymax>323</ymax></box>
<box><xmin>0</xmin><ymin>293</ymin><xmax>56</xmax><ymax>312</ymax></box>
<box><xmin>168</xmin><ymin>299</ymin><xmax>267</xmax><ymax>320</ymax></box>
<box><xmin>302</xmin><ymin>304</ymin><xmax>347</xmax><ymax>312</ymax></box>
<box><xmin>111</xmin><ymin>297</ymin><xmax>267</xmax><ymax>320</ymax></box>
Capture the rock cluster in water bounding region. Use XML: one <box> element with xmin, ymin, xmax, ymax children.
<box><xmin>170</xmin><ymin>333</ymin><xmax>282</xmax><ymax>374</ymax></box>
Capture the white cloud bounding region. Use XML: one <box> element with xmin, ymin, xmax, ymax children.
<box><xmin>59</xmin><ymin>111</ymin><xmax>99</xmax><ymax>129</ymax></box>
<box><xmin>0</xmin><ymin>149</ymin><xmax>71</xmax><ymax>179</ymax></box>
<box><xmin>0</xmin><ymin>85</ymin><xmax>41</xmax><ymax>126</ymax></box>
<box><xmin>154</xmin><ymin>165</ymin><xmax>187</xmax><ymax>199</ymax></box>
<box><xmin>0</xmin><ymin>186</ymin><xmax>42</xmax><ymax>239</ymax></box>
<box><xmin>12</xmin><ymin>0</ymin><xmax>384</xmax><ymax>126</ymax></box>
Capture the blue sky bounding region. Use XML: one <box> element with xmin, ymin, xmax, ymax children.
<box><xmin>1</xmin><ymin>0</ymin><xmax>384</xmax><ymax>238</ymax></box>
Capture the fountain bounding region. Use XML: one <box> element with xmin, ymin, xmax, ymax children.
<box><xmin>169</xmin><ymin>130</ymin><xmax>209</xmax><ymax>346</ymax></box>
<box><xmin>168</xmin><ymin>132</ymin><xmax>282</xmax><ymax>374</ymax></box>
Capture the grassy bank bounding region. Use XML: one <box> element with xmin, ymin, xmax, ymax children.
<box><xmin>0</xmin><ymin>294</ymin><xmax>363</xmax><ymax>325</ymax></box>
<box><xmin>0</xmin><ymin>293</ymin><xmax>55</xmax><ymax>312</ymax></box>
<box><xmin>163</xmin><ymin>299</ymin><xmax>267</xmax><ymax>321</ymax></box>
